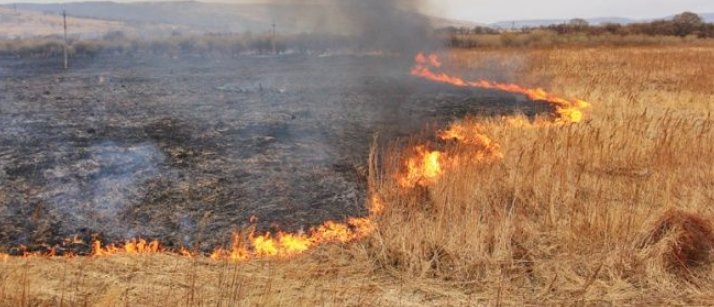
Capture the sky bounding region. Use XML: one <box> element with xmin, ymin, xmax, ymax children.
<box><xmin>1</xmin><ymin>0</ymin><xmax>713</xmax><ymax>23</ymax></box>
<box><xmin>422</xmin><ymin>0</ymin><xmax>714</xmax><ymax>23</ymax></box>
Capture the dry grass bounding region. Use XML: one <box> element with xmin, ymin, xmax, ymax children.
<box><xmin>444</xmin><ymin>32</ymin><xmax>714</xmax><ymax>48</ymax></box>
<box><xmin>3</xmin><ymin>45</ymin><xmax>714</xmax><ymax>306</ymax></box>
<box><xmin>369</xmin><ymin>45</ymin><xmax>714</xmax><ymax>304</ymax></box>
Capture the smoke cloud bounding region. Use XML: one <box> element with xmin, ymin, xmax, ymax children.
<box><xmin>268</xmin><ymin>0</ymin><xmax>434</xmax><ymax>52</ymax></box>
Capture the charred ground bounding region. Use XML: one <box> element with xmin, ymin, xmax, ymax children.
<box><xmin>0</xmin><ymin>53</ymin><xmax>547</xmax><ymax>254</ymax></box>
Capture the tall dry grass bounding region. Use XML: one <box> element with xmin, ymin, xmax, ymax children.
<box><xmin>368</xmin><ymin>46</ymin><xmax>714</xmax><ymax>304</ymax></box>
<box><xmin>2</xmin><ymin>45</ymin><xmax>713</xmax><ymax>306</ymax></box>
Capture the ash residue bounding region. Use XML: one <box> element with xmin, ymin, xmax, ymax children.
<box><xmin>40</xmin><ymin>142</ymin><xmax>164</xmax><ymax>238</ymax></box>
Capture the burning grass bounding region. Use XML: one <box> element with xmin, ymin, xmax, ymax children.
<box><xmin>3</xmin><ymin>45</ymin><xmax>714</xmax><ymax>305</ymax></box>
<box><xmin>366</xmin><ymin>46</ymin><xmax>714</xmax><ymax>304</ymax></box>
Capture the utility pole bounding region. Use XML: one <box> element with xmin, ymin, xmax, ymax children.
<box><xmin>271</xmin><ymin>21</ymin><xmax>276</xmax><ymax>55</ymax></box>
<box><xmin>63</xmin><ymin>10</ymin><xmax>68</xmax><ymax>70</ymax></box>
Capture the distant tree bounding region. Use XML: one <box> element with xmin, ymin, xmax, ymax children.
<box><xmin>673</xmin><ymin>12</ymin><xmax>703</xmax><ymax>36</ymax></box>
<box><xmin>602</xmin><ymin>23</ymin><xmax>623</xmax><ymax>35</ymax></box>
<box><xmin>702</xmin><ymin>23</ymin><xmax>714</xmax><ymax>38</ymax></box>
<box><xmin>569</xmin><ymin>18</ymin><xmax>590</xmax><ymax>28</ymax></box>
<box><xmin>472</xmin><ymin>26</ymin><xmax>498</xmax><ymax>35</ymax></box>
<box><xmin>673</xmin><ymin>12</ymin><xmax>703</xmax><ymax>25</ymax></box>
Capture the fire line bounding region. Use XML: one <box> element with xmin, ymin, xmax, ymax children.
<box><xmin>2</xmin><ymin>53</ymin><xmax>590</xmax><ymax>262</ymax></box>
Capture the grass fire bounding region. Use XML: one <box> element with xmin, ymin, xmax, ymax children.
<box><xmin>2</xmin><ymin>1</ymin><xmax>714</xmax><ymax>306</ymax></box>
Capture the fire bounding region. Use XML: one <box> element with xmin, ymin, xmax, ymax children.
<box><xmin>92</xmin><ymin>239</ymin><xmax>161</xmax><ymax>256</ymax></box>
<box><xmin>3</xmin><ymin>194</ymin><xmax>383</xmax><ymax>261</ymax></box>
<box><xmin>411</xmin><ymin>53</ymin><xmax>590</xmax><ymax>124</ymax></box>
<box><xmin>251</xmin><ymin>232</ymin><xmax>311</xmax><ymax>257</ymax></box>
<box><xmin>439</xmin><ymin>123</ymin><xmax>503</xmax><ymax>158</ymax></box>
<box><xmin>399</xmin><ymin>146</ymin><xmax>444</xmax><ymax>188</ymax></box>
<box><xmin>398</xmin><ymin>53</ymin><xmax>591</xmax><ymax>189</ymax></box>
<box><xmin>370</xmin><ymin>194</ymin><xmax>384</xmax><ymax>215</ymax></box>
<box><xmin>397</xmin><ymin>121</ymin><xmax>507</xmax><ymax>188</ymax></box>
<box><xmin>2</xmin><ymin>52</ymin><xmax>593</xmax><ymax>263</ymax></box>
<box><xmin>207</xmin><ymin>217</ymin><xmax>374</xmax><ymax>261</ymax></box>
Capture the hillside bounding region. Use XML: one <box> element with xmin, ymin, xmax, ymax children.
<box><xmin>5</xmin><ymin>1</ymin><xmax>487</xmax><ymax>36</ymax></box>
<box><xmin>0</xmin><ymin>6</ymin><xmax>199</xmax><ymax>39</ymax></box>
<box><xmin>0</xmin><ymin>7</ymin><xmax>133</xmax><ymax>39</ymax></box>
<box><xmin>8</xmin><ymin>1</ymin><xmax>272</xmax><ymax>33</ymax></box>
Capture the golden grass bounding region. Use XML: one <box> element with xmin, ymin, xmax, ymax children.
<box><xmin>3</xmin><ymin>45</ymin><xmax>714</xmax><ymax>306</ymax></box>
<box><xmin>369</xmin><ymin>46</ymin><xmax>714</xmax><ymax>304</ymax></box>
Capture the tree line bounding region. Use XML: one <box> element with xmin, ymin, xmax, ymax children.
<box><xmin>438</xmin><ymin>12</ymin><xmax>714</xmax><ymax>38</ymax></box>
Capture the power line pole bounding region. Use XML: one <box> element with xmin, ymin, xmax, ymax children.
<box><xmin>63</xmin><ymin>10</ymin><xmax>68</xmax><ymax>70</ymax></box>
<box><xmin>271</xmin><ymin>21</ymin><xmax>276</xmax><ymax>55</ymax></box>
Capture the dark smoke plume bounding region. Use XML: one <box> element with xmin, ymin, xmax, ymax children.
<box><xmin>269</xmin><ymin>0</ymin><xmax>434</xmax><ymax>53</ymax></box>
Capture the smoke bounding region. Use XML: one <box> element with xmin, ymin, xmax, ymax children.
<box><xmin>343</xmin><ymin>0</ymin><xmax>432</xmax><ymax>52</ymax></box>
<box><xmin>268</xmin><ymin>0</ymin><xmax>434</xmax><ymax>53</ymax></box>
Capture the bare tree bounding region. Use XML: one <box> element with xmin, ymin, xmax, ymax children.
<box><xmin>569</xmin><ymin>18</ymin><xmax>590</xmax><ymax>28</ymax></box>
<box><xmin>673</xmin><ymin>12</ymin><xmax>703</xmax><ymax>37</ymax></box>
<box><xmin>673</xmin><ymin>12</ymin><xmax>703</xmax><ymax>25</ymax></box>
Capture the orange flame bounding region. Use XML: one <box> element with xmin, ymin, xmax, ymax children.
<box><xmin>369</xmin><ymin>194</ymin><xmax>384</xmax><ymax>215</ymax></box>
<box><xmin>2</xmin><ymin>194</ymin><xmax>381</xmax><ymax>262</ymax></box>
<box><xmin>398</xmin><ymin>53</ymin><xmax>591</xmax><ymax>189</ymax></box>
<box><xmin>397</xmin><ymin>122</ymin><xmax>507</xmax><ymax>188</ymax></box>
<box><xmin>399</xmin><ymin>145</ymin><xmax>444</xmax><ymax>188</ymax></box>
<box><xmin>208</xmin><ymin>216</ymin><xmax>374</xmax><ymax>261</ymax></box>
<box><xmin>438</xmin><ymin>123</ymin><xmax>503</xmax><ymax>160</ymax></box>
<box><xmin>412</xmin><ymin>53</ymin><xmax>590</xmax><ymax>124</ymax></box>
<box><xmin>92</xmin><ymin>239</ymin><xmax>161</xmax><ymax>256</ymax></box>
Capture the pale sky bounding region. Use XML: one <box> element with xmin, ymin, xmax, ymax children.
<box><xmin>422</xmin><ymin>0</ymin><xmax>714</xmax><ymax>23</ymax></box>
<box><xmin>2</xmin><ymin>0</ymin><xmax>713</xmax><ymax>23</ymax></box>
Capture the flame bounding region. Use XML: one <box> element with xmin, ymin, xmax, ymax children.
<box><xmin>5</xmin><ymin>194</ymin><xmax>382</xmax><ymax>262</ymax></box>
<box><xmin>398</xmin><ymin>53</ymin><xmax>591</xmax><ymax>189</ymax></box>
<box><xmin>92</xmin><ymin>239</ymin><xmax>161</xmax><ymax>256</ymax></box>
<box><xmin>370</xmin><ymin>194</ymin><xmax>384</xmax><ymax>215</ymax></box>
<box><xmin>398</xmin><ymin>122</ymin><xmax>506</xmax><ymax>188</ymax></box>
<box><xmin>207</xmin><ymin>216</ymin><xmax>374</xmax><ymax>261</ymax></box>
<box><xmin>411</xmin><ymin>53</ymin><xmax>590</xmax><ymax>124</ymax></box>
<box><xmin>399</xmin><ymin>146</ymin><xmax>444</xmax><ymax>188</ymax></box>
<box><xmin>438</xmin><ymin>123</ymin><xmax>503</xmax><ymax>158</ymax></box>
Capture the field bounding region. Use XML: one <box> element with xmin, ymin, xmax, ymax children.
<box><xmin>1</xmin><ymin>44</ymin><xmax>714</xmax><ymax>305</ymax></box>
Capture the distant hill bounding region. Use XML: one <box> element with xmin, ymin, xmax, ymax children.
<box><xmin>6</xmin><ymin>1</ymin><xmax>273</xmax><ymax>33</ymax></box>
<box><xmin>0</xmin><ymin>6</ymin><xmax>134</xmax><ymax>39</ymax></box>
<box><xmin>429</xmin><ymin>16</ymin><xmax>485</xmax><ymax>29</ymax></box>
<box><xmin>490</xmin><ymin>17</ymin><xmax>637</xmax><ymax>29</ymax></box>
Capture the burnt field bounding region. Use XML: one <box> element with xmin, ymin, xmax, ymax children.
<box><xmin>0</xmin><ymin>54</ymin><xmax>545</xmax><ymax>255</ymax></box>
